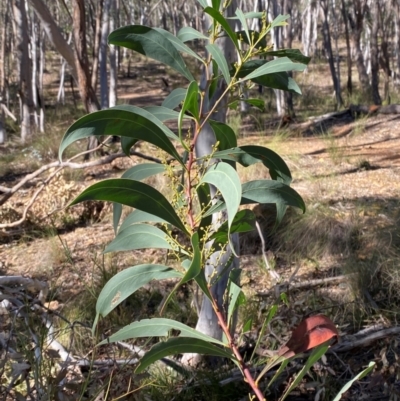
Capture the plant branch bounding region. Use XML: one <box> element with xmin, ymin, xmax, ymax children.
<box><xmin>211</xmin><ymin>298</ymin><xmax>266</xmax><ymax>401</ymax></box>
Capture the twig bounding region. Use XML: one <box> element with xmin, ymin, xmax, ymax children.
<box><xmin>257</xmin><ymin>274</ymin><xmax>354</xmax><ymax>297</ymax></box>
<box><xmin>0</xmin><ymin>103</ymin><xmax>17</xmax><ymax>122</ymax></box>
<box><xmin>255</xmin><ymin>221</ymin><xmax>280</xmax><ymax>281</ymax></box>
<box><xmin>0</xmin><ymin>144</ymin><xmax>161</xmax><ymax>228</ymax></box>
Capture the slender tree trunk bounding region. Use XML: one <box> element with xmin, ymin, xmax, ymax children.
<box><xmin>109</xmin><ymin>0</ymin><xmax>118</xmax><ymax>107</ymax></box>
<box><xmin>72</xmin><ymin>0</ymin><xmax>101</xmax><ymax>154</ymax></box>
<box><xmin>394</xmin><ymin>0</ymin><xmax>400</xmax><ymax>85</ymax></box>
<box><xmin>72</xmin><ymin>0</ymin><xmax>100</xmax><ymax>114</ymax></box>
<box><xmin>283</xmin><ymin>0</ymin><xmax>295</xmax><ymax>118</ymax></box>
<box><xmin>349</xmin><ymin>0</ymin><xmax>371</xmax><ymax>94</ymax></box>
<box><xmin>269</xmin><ymin>0</ymin><xmax>285</xmax><ymax>116</ymax></box>
<box><xmin>320</xmin><ymin>0</ymin><xmax>343</xmax><ymax>108</ymax></box>
<box><xmin>91</xmin><ymin>0</ymin><xmax>104</xmax><ymax>92</ymax></box>
<box><xmin>38</xmin><ymin>29</ymin><xmax>45</xmax><ymax>132</ymax></box>
<box><xmin>0</xmin><ymin>2</ymin><xmax>7</xmax><ymax>144</ymax></box>
<box><xmin>370</xmin><ymin>1</ymin><xmax>381</xmax><ymax>105</ymax></box>
<box><xmin>99</xmin><ymin>0</ymin><xmax>111</xmax><ymax>109</ymax></box>
<box><xmin>183</xmin><ymin>1</ymin><xmax>239</xmax><ymax>366</ymax></box>
<box><xmin>340</xmin><ymin>0</ymin><xmax>352</xmax><ymax>95</ymax></box>
<box><xmin>13</xmin><ymin>0</ymin><xmax>34</xmax><ymax>143</ymax></box>
<box><xmin>30</xmin><ymin>9</ymin><xmax>39</xmax><ymax>129</ymax></box>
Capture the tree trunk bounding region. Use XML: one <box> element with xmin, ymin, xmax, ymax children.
<box><xmin>182</xmin><ymin>1</ymin><xmax>239</xmax><ymax>366</ymax></box>
<box><xmin>91</xmin><ymin>0</ymin><xmax>104</xmax><ymax>92</ymax></box>
<box><xmin>72</xmin><ymin>0</ymin><xmax>101</xmax><ymax>154</ymax></box>
<box><xmin>72</xmin><ymin>0</ymin><xmax>100</xmax><ymax>114</ymax></box>
<box><xmin>0</xmin><ymin>2</ymin><xmax>7</xmax><ymax>144</ymax></box>
<box><xmin>109</xmin><ymin>0</ymin><xmax>118</xmax><ymax>107</ymax></box>
<box><xmin>369</xmin><ymin>0</ymin><xmax>381</xmax><ymax>105</ymax></box>
<box><xmin>282</xmin><ymin>0</ymin><xmax>295</xmax><ymax>118</ymax></box>
<box><xmin>13</xmin><ymin>0</ymin><xmax>34</xmax><ymax>143</ymax></box>
<box><xmin>340</xmin><ymin>0</ymin><xmax>352</xmax><ymax>95</ymax></box>
<box><xmin>348</xmin><ymin>0</ymin><xmax>371</xmax><ymax>94</ymax></box>
<box><xmin>99</xmin><ymin>0</ymin><xmax>111</xmax><ymax>109</ymax></box>
<box><xmin>320</xmin><ymin>0</ymin><xmax>343</xmax><ymax>108</ymax></box>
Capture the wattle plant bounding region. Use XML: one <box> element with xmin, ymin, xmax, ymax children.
<box><xmin>58</xmin><ymin>3</ymin><xmax>342</xmax><ymax>399</ymax></box>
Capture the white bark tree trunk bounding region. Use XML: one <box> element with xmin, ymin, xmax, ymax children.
<box><xmin>109</xmin><ymin>0</ymin><xmax>117</xmax><ymax>108</ymax></box>
<box><xmin>13</xmin><ymin>0</ymin><xmax>34</xmax><ymax>142</ymax></box>
<box><xmin>100</xmin><ymin>0</ymin><xmax>111</xmax><ymax>110</ymax></box>
<box><xmin>183</xmin><ymin>0</ymin><xmax>239</xmax><ymax>366</ymax></box>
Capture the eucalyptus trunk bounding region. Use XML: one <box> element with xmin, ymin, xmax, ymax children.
<box><xmin>320</xmin><ymin>0</ymin><xmax>343</xmax><ymax>108</ymax></box>
<box><xmin>182</xmin><ymin>1</ymin><xmax>239</xmax><ymax>365</ymax></box>
<box><xmin>13</xmin><ymin>0</ymin><xmax>34</xmax><ymax>142</ymax></box>
<box><xmin>340</xmin><ymin>0</ymin><xmax>352</xmax><ymax>95</ymax></box>
<box><xmin>369</xmin><ymin>0</ymin><xmax>381</xmax><ymax>105</ymax></box>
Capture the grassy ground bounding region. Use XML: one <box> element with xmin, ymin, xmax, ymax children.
<box><xmin>1</xmin><ymin>52</ymin><xmax>400</xmax><ymax>400</ymax></box>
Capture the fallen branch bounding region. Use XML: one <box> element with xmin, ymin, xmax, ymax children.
<box><xmin>0</xmin><ymin>139</ymin><xmax>161</xmax><ymax>228</ymax></box>
<box><xmin>256</xmin><ymin>274</ymin><xmax>353</xmax><ymax>297</ymax></box>
<box><xmin>332</xmin><ymin>326</ymin><xmax>400</xmax><ymax>353</ymax></box>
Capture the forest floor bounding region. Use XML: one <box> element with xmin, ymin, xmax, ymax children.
<box><xmin>1</xmin><ymin>57</ymin><xmax>400</xmax><ymax>400</ymax></box>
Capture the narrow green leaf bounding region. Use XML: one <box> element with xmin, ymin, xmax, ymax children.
<box><xmin>179</xmin><ymin>81</ymin><xmax>199</xmax><ymax>148</ymax></box>
<box><xmin>178</xmin><ymin>27</ymin><xmax>208</xmax><ymax>42</ymax></box>
<box><xmin>119</xmin><ymin>210</ymin><xmax>167</xmax><ymax>233</ymax></box>
<box><xmin>332</xmin><ymin>362</ymin><xmax>375</xmax><ymax>401</ymax></box>
<box><xmin>228</xmin><ymin>11</ymin><xmax>264</xmax><ymax>19</ymax></box>
<box><xmin>244</xmin><ymin>98</ymin><xmax>265</xmax><ymax>111</ymax></box>
<box><xmin>235</xmin><ymin>9</ymin><xmax>250</xmax><ymax>43</ymax></box>
<box><xmin>241</xmin><ymin>180</ymin><xmax>305</xmax><ymax>212</ymax></box>
<box><xmin>194</xmin><ymin>269</ymin><xmax>213</xmax><ymax>301</ymax></box>
<box><xmin>122</xmin><ymin>163</ymin><xmax>166</xmax><ymax>181</ymax></box>
<box><xmin>162</xmin><ymin>88</ymin><xmax>187</xmax><ymax>110</ymax></box>
<box><xmin>243</xmin><ymin>318</ymin><xmax>252</xmax><ymax>333</ymax></box>
<box><xmin>161</xmin><ymin>233</ymin><xmax>202</xmax><ymax>312</ymax></box>
<box><xmin>135</xmin><ymin>338</ymin><xmax>234</xmax><ymax>373</ymax></box>
<box><xmin>120</xmin><ymin>136</ymin><xmax>138</xmax><ymax>156</ymax></box>
<box><xmin>59</xmin><ymin>105</ymin><xmax>182</xmax><ymax>164</ymax></box>
<box><xmin>95</xmin><ymin>265</ymin><xmax>182</xmax><ymax>321</ymax></box>
<box><xmin>240</xmin><ymin>57</ymin><xmax>306</xmax><ymax>83</ymax></box>
<box><xmin>206</xmin><ymin>43</ymin><xmax>231</xmax><ymax>84</ymax></box>
<box><xmin>227</xmin><ymin>281</ymin><xmax>243</xmax><ymax>325</ymax></box>
<box><xmin>180</xmin><ymin>81</ymin><xmax>200</xmax><ymax>121</ymax></box>
<box><xmin>70</xmin><ymin>179</ymin><xmax>189</xmax><ymax>234</ymax></box>
<box><xmin>209</xmin><ymin>209</ymin><xmax>256</xmax><ymax>246</ymax></box>
<box><xmin>268</xmin><ymin>14</ymin><xmax>290</xmax><ymax>31</ymax></box>
<box><xmin>209</xmin><ymin>120</ymin><xmax>237</xmax><ymax>150</ymax></box>
<box><xmin>113</xmin><ymin>203</ymin><xmax>122</xmax><ymax>234</ymax></box>
<box><xmin>108</xmin><ymin>25</ymin><xmax>194</xmax><ymax>81</ymax></box>
<box><xmin>267</xmin><ymin>358</ymin><xmax>291</xmax><ymax>387</ymax></box>
<box><xmin>200</xmin><ymin>162</ymin><xmax>241</xmax><ymax>230</ymax></box>
<box><xmin>153</xmin><ymin>27</ymin><xmax>204</xmax><ymax>63</ymax></box>
<box><xmin>264</xmin><ymin>49</ymin><xmax>311</xmax><ymax>64</ymax></box>
<box><xmin>280</xmin><ymin>343</ymin><xmax>329</xmax><ymax>401</ymax></box>
<box><xmin>236</xmin><ymin>30</ymin><xmax>267</xmax><ymax>48</ymax></box>
<box><xmin>204</xmin><ymin>180</ymin><xmax>305</xmax><ymax>219</ymax></box>
<box><xmin>252</xmin><ymin>304</ymin><xmax>279</xmax><ymax>363</ymax></box>
<box><xmin>211</xmin><ymin>0</ymin><xmax>221</xmax><ymax>11</ymax></box>
<box><xmin>98</xmin><ymin>318</ymin><xmax>225</xmax><ymax>346</ymax></box>
<box><xmin>211</xmin><ymin>145</ymin><xmax>292</xmax><ymax>184</ymax></box>
<box><xmin>104</xmin><ymin>224</ymin><xmax>178</xmax><ymax>253</ymax></box>
<box><xmin>143</xmin><ymin>106</ymin><xmax>181</xmax><ymax>121</ymax></box>
<box><xmin>204</xmin><ymin>7</ymin><xmax>239</xmax><ymax>50</ymax></box>
<box><xmin>196</xmin><ymin>183</ymin><xmax>213</xmax><ymax>245</ymax></box>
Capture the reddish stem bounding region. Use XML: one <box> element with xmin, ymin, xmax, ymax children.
<box><xmin>213</xmin><ymin>305</ymin><xmax>266</xmax><ymax>401</ymax></box>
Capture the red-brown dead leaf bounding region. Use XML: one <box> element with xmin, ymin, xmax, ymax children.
<box><xmin>277</xmin><ymin>315</ymin><xmax>338</xmax><ymax>358</ymax></box>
